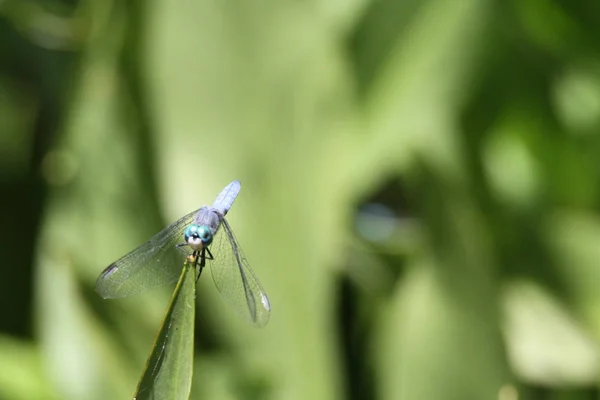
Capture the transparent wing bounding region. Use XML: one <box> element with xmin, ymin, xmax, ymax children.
<box><xmin>209</xmin><ymin>217</ymin><xmax>271</xmax><ymax>327</ymax></box>
<box><xmin>95</xmin><ymin>209</ymin><xmax>199</xmax><ymax>299</ymax></box>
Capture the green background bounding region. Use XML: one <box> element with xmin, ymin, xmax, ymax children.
<box><xmin>1</xmin><ymin>0</ymin><xmax>600</xmax><ymax>399</ymax></box>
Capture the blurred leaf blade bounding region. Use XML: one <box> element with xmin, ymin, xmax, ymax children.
<box><xmin>134</xmin><ymin>257</ymin><xmax>196</xmax><ymax>400</ymax></box>
<box><xmin>0</xmin><ymin>335</ymin><xmax>57</xmax><ymax>400</ymax></box>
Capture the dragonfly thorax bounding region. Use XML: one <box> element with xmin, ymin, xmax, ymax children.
<box><xmin>184</xmin><ymin>224</ymin><xmax>213</xmax><ymax>250</ymax></box>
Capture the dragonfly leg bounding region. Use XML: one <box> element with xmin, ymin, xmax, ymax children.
<box><xmin>205</xmin><ymin>247</ymin><xmax>214</xmax><ymax>260</ymax></box>
<box><xmin>195</xmin><ymin>249</ymin><xmax>205</xmax><ymax>283</ymax></box>
<box><xmin>175</xmin><ymin>243</ymin><xmax>190</xmax><ymax>256</ymax></box>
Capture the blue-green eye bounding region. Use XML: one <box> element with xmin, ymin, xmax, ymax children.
<box><xmin>184</xmin><ymin>224</ymin><xmax>199</xmax><ymax>242</ymax></box>
<box><xmin>184</xmin><ymin>224</ymin><xmax>213</xmax><ymax>246</ymax></box>
<box><xmin>197</xmin><ymin>226</ymin><xmax>213</xmax><ymax>245</ymax></box>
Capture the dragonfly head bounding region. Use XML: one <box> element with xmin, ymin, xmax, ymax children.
<box><xmin>184</xmin><ymin>224</ymin><xmax>213</xmax><ymax>250</ymax></box>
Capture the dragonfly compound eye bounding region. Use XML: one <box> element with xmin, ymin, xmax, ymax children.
<box><xmin>184</xmin><ymin>224</ymin><xmax>212</xmax><ymax>249</ymax></box>
<box><xmin>184</xmin><ymin>224</ymin><xmax>199</xmax><ymax>242</ymax></box>
<box><xmin>197</xmin><ymin>225</ymin><xmax>213</xmax><ymax>246</ymax></box>
<box><xmin>184</xmin><ymin>224</ymin><xmax>204</xmax><ymax>249</ymax></box>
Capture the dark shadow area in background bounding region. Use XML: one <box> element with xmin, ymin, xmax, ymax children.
<box><xmin>347</xmin><ymin>0</ymin><xmax>424</xmax><ymax>96</ymax></box>
<box><xmin>0</xmin><ymin>15</ymin><xmax>78</xmax><ymax>338</ymax></box>
<box><xmin>338</xmin><ymin>177</ymin><xmax>412</xmax><ymax>400</ymax></box>
<box><xmin>337</xmin><ymin>276</ymin><xmax>376</xmax><ymax>400</ymax></box>
<box><xmin>522</xmin><ymin>385</ymin><xmax>598</xmax><ymax>399</ymax></box>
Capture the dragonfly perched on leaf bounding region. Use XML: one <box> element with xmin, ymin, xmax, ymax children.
<box><xmin>95</xmin><ymin>180</ymin><xmax>271</xmax><ymax>327</ymax></box>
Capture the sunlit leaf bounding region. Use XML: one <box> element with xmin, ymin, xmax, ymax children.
<box><xmin>134</xmin><ymin>256</ymin><xmax>196</xmax><ymax>400</ymax></box>
<box><xmin>0</xmin><ymin>335</ymin><xmax>56</xmax><ymax>400</ymax></box>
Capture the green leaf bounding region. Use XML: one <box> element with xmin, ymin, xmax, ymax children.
<box><xmin>0</xmin><ymin>335</ymin><xmax>57</xmax><ymax>400</ymax></box>
<box><xmin>133</xmin><ymin>257</ymin><xmax>197</xmax><ymax>400</ymax></box>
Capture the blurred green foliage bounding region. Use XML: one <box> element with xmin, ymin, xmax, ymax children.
<box><xmin>2</xmin><ymin>0</ymin><xmax>600</xmax><ymax>399</ymax></box>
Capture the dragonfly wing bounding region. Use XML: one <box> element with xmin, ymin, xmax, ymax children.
<box><xmin>209</xmin><ymin>216</ymin><xmax>270</xmax><ymax>327</ymax></box>
<box><xmin>96</xmin><ymin>209</ymin><xmax>199</xmax><ymax>299</ymax></box>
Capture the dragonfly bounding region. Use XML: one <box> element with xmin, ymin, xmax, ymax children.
<box><xmin>95</xmin><ymin>180</ymin><xmax>271</xmax><ymax>327</ymax></box>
